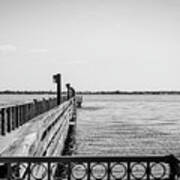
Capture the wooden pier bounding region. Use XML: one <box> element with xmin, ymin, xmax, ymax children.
<box><xmin>0</xmin><ymin>96</ymin><xmax>82</xmax><ymax>156</ymax></box>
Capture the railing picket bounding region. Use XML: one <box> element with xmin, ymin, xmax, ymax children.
<box><xmin>28</xmin><ymin>162</ymin><xmax>31</xmax><ymax>180</ymax></box>
<box><xmin>68</xmin><ymin>162</ymin><xmax>71</xmax><ymax>180</ymax></box>
<box><xmin>87</xmin><ymin>162</ymin><xmax>91</xmax><ymax>180</ymax></box>
<box><xmin>127</xmin><ymin>161</ymin><xmax>131</xmax><ymax>180</ymax></box>
<box><xmin>107</xmin><ymin>162</ymin><xmax>111</xmax><ymax>180</ymax></box>
<box><xmin>48</xmin><ymin>162</ymin><xmax>51</xmax><ymax>180</ymax></box>
<box><xmin>7</xmin><ymin>162</ymin><xmax>11</xmax><ymax>180</ymax></box>
<box><xmin>146</xmin><ymin>161</ymin><xmax>150</xmax><ymax>180</ymax></box>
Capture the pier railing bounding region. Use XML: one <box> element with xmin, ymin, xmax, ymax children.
<box><xmin>0</xmin><ymin>97</ymin><xmax>57</xmax><ymax>136</ymax></box>
<box><xmin>0</xmin><ymin>95</ymin><xmax>82</xmax><ymax>136</ymax></box>
<box><xmin>0</xmin><ymin>155</ymin><xmax>179</xmax><ymax>180</ymax></box>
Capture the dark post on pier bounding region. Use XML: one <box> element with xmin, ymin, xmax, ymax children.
<box><xmin>53</xmin><ymin>73</ymin><xmax>62</xmax><ymax>105</ymax></box>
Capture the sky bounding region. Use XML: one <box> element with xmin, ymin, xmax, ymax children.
<box><xmin>0</xmin><ymin>0</ymin><xmax>180</xmax><ymax>91</ymax></box>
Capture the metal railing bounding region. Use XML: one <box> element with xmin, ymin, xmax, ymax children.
<box><xmin>0</xmin><ymin>155</ymin><xmax>179</xmax><ymax>180</ymax></box>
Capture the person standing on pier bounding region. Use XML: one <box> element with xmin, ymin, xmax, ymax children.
<box><xmin>66</xmin><ymin>83</ymin><xmax>75</xmax><ymax>100</ymax></box>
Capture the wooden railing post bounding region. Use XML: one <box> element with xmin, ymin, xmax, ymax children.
<box><xmin>22</xmin><ymin>105</ymin><xmax>25</xmax><ymax>125</ymax></box>
<box><xmin>0</xmin><ymin>109</ymin><xmax>2</xmax><ymax>135</ymax></box>
<box><xmin>0</xmin><ymin>108</ymin><xmax>5</xmax><ymax>135</ymax></box>
<box><xmin>15</xmin><ymin>106</ymin><xmax>19</xmax><ymax>128</ymax></box>
<box><xmin>11</xmin><ymin>106</ymin><xmax>16</xmax><ymax>130</ymax></box>
<box><xmin>7</xmin><ymin>107</ymin><xmax>11</xmax><ymax>133</ymax></box>
<box><xmin>19</xmin><ymin>105</ymin><xmax>23</xmax><ymax>126</ymax></box>
<box><xmin>33</xmin><ymin>100</ymin><xmax>38</xmax><ymax>116</ymax></box>
<box><xmin>24</xmin><ymin>104</ymin><xmax>28</xmax><ymax>122</ymax></box>
<box><xmin>29</xmin><ymin>103</ymin><xmax>32</xmax><ymax>120</ymax></box>
<box><xmin>31</xmin><ymin>102</ymin><xmax>35</xmax><ymax>118</ymax></box>
<box><xmin>25</xmin><ymin>104</ymin><xmax>28</xmax><ymax>122</ymax></box>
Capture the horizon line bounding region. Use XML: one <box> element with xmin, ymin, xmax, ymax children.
<box><xmin>1</xmin><ymin>90</ymin><xmax>180</xmax><ymax>95</ymax></box>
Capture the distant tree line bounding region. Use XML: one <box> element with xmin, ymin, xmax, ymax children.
<box><xmin>0</xmin><ymin>90</ymin><xmax>56</xmax><ymax>94</ymax></box>
<box><xmin>77</xmin><ymin>91</ymin><xmax>180</xmax><ymax>95</ymax></box>
<box><xmin>1</xmin><ymin>90</ymin><xmax>180</xmax><ymax>95</ymax></box>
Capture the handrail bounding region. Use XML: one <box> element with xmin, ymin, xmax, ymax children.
<box><xmin>0</xmin><ymin>97</ymin><xmax>58</xmax><ymax>136</ymax></box>
<box><xmin>0</xmin><ymin>95</ymin><xmax>82</xmax><ymax>136</ymax></box>
<box><xmin>0</xmin><ymin>155</ymin><xmax>174</xmax><ymax>162</ymax></box>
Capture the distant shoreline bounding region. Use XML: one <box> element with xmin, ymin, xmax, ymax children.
<box><xmin>1</xmin><ymin>91</ymin><xmax>180</xmax><ymax>95</ymax></box>
<box><xmin>78</xmin><ymin>91</ymin><xmax>180</xmax><ymax>95</ymax></box>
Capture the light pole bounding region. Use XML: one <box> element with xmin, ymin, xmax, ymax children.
<box><xmin>53</xmin><ymin>73</ymin><xmax>61</xmax><ymax>105</ymax></box>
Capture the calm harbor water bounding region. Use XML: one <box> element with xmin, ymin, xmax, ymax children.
<box><xmin>74</xmin><ymin>95</ymin><xmax>180</xmax><ymax>157</ymax></box>
<box><xmin>0</xmin><ymin>94</ymin><xmax>56</xmax><ymax>108</ymax></box>
<box><xmin>0</xmin><ymin>94</ymin><xmax>180</xmax><ymax>157</ymax></box>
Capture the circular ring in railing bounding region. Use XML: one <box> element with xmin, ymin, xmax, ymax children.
<box><xmin>91</xmin><ymin>162</ymin><xmax>107</xmax><ymax>179</ymax></box>
<box><xmin>131</xmin><ymin>162</ymin><xmax>146</xmax><ymax>179</ymax></box>
<box><xmin>71</xmin><ymin>162</ymin><xmax>87</xmax><ymax>179</ymax></box>
<box><xmin>111</xmin><ymin>162</ymin><xmax>127</xmax><ymax>179</ymax></box>
<box><xmin>11</xmin><ymin>163</ymin><xmax>28</xmax><ymax>179</ymax></box>
<box><xmin>53</xmin><ymin>162</ymin><xmax>68</xmax><ymax>179</ymax></box>
<box><xmin>150</xmin><ymin>162</ymin><xmax>167</xmax><ymax>179</ymax></box>
<box><xmin>31</xmin><ymin>163</ymin><xmax>48</xmax><ymax>180</ymax></box>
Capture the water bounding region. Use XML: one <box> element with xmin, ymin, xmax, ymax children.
<box><xmin>74</xmin><ymin>95</ymin><xmax>180</xmax><ymax>157</ymax></box>
<box><xmin>0</xmin><ymin>94</ymin><xmax>56</xmax><ymax>108</ymax></box>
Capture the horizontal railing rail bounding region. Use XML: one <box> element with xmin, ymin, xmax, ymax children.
<box><xmin>0</xmin><ymin>155</ymin><xmax>179</xmax><ymax>180</ymax></box>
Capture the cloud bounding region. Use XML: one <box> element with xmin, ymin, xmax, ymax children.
<box><xmin>28</xmin><ymin>48</ymin><xmax>49</xmax><ymax>53</ymax></box>
<box><xmin>68</xmin><ymin>60</ymin><xmax>88</xmax><ymax>64</ymax></box>
<box><xmin>60</xmin><ymin>59</ymin><xmax>89</xmax><ymax>65</ymax></box>
<box><xmin>0</xmin><ymin>44</ymin><xmax>17</xmax><ymax>54</ymax></box>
